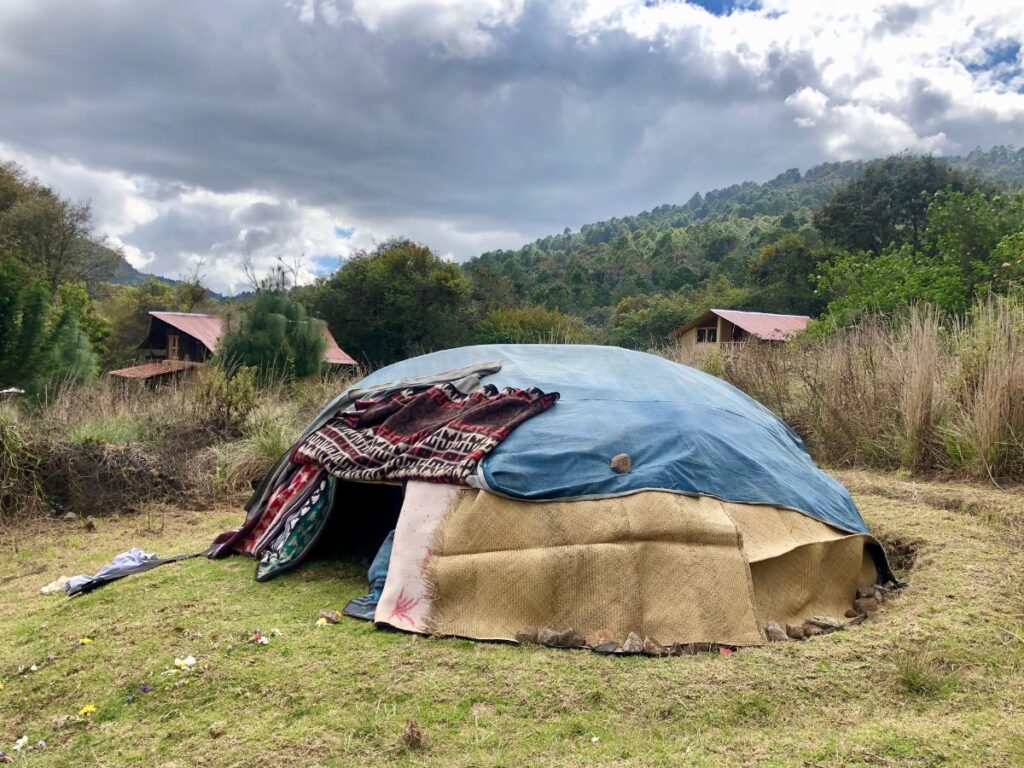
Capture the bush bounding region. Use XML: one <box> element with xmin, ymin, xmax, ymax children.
<box><xmin>0</xmin><ymin>408</ymin><xmax>40</xmax><ymax>521</ymax></box>
<box><xmin>191</xmin><ymin>365</ymin><xmax>261</xmax><ymax>435</ymax></box>
<box><xmin>474</xmin><ymin>305</ymin><xmax>592</xmax><ymax>344</ymax></box>
<box><xmin>212</xmin><ymin>403</ymin><xmax>300</xmax><ymax>495</ymax></box>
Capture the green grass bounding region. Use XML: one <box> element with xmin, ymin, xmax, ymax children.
<box><xmin>1</xmin><ymin>473</ymin><xmax>1023</xmax><ymax>766</ymax></box>
<box><xmin>68</xmin><ymin>416</ymin><xmax>148</xmax><ymax>446</ymax></box>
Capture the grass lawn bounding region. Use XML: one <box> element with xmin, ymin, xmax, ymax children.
<box><xmin>2</xmin><ymin>471</ymin><xmax>1023</xmax><ymax>767</ymax></box>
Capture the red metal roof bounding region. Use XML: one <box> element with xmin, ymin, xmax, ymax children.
<box><xmin>108</xmin><ymin>360</ymin><xmax>199</xmax><ymax>380</ymax></box>
<box><xmin>709</xmin><ymin>309</ymin><xmax>811</xmax><ymax>341</ymax></box>
<box><xmin>148</xmin><ymin>311</ymin><xmax>356</xmax><ymax>365</ymax></box>
<box><xmin>673</xmin><ymin>309</ymin><xmax>811</xmax><ymax>341</ymax></box>
<box><xmin>321</xmin><ymin>327</ymin><xmax>357</xmax><ymax>365</ymax></box>
<box><xmin>150</xmin><ymin>312</ymin><xmax>225</xmax><ymax>353</ymax></box>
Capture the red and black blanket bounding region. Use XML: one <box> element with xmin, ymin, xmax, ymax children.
<box><xmin>293</xmin><ymin>382</ymin><xmax>559</xmax><ymax>484</ymax></box>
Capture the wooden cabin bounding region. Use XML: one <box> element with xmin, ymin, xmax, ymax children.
<box><xmin>672</xmin><ymin>309</ymin><xmax>811</xmax><ymax>353</ymax></box>
<box><xmin>108</xmin><ymin>311</ymin><xmax>355</xmax><ymax>381</ymax></box>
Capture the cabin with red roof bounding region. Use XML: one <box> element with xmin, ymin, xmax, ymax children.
<box><xmin>109</xmin><ymin>311</ymin><xmax>355</xmax><ymax>381</ymax></box>
<box><xmin>672</xmin><ymin>309</ymin><xmax>811</xmax><ymax>351</ymax></box>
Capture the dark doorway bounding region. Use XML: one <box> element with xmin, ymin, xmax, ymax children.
<box><xmin>310</xmin><ymin>480</ymin><xmax>405</xmax><ymax>564</ymax></box>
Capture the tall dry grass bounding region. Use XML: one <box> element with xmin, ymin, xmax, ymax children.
<box><xmin>0</xmin><ymin>366</ymin><xmax>360</xmax><ymax>522</ymax></box>
<box><xmin>668</xmin><ymin>296</ymin><xmax>1024</xmax><ymax>481</ymax></box>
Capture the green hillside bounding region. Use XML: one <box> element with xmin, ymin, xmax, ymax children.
<box><xmin>464</xmin><ymin>147</ymin><xmax>1024</xmax><ymax>340</ymax></box>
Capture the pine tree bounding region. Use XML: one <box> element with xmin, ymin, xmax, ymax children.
<box><xmin>218</xmin><ymin>289</ymin><xmax>327</xmax><ymax>381</ymax></box>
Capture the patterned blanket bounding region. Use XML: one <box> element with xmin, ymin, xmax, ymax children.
<box><xmin>293</xmin><ymin>383</ymin><xmax>559</xmax><ymax>484</ymax></box>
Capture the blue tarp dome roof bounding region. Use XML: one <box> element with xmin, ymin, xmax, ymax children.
<box><xmin>355</xmin><ymin>344</ymin><xmax>868</xmax><ymax>535</ymax></box>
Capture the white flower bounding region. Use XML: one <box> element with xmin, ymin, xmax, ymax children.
<box><xmin>12</xmin><ymin>736</ymin><xmax>28</xmax><ymax>751</ymax></box>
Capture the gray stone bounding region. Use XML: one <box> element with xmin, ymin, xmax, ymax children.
<box><xmin>536</xmin><ymin>627</ymin><xmax>586</xmax><ymax>648</ymax></box>
<box><xmin>785</xmin><ymin>623</ymin><xmax>805</xmax><ymax>640</ymax></box>
<box><xmin>844</xmin><ymin>608</ymin><xmax>861</xmax><ymax>619</ymax></box>
<box><xmin>765</xmin><ymin>621</ymin><xmax>789</xmax><ymax>641</ymax></box>
<box><xmin>537</xmin><ymin>628</ymin><xmax>561</xmax><ymax>647</ymax></box>
<box><xmin>856</xmin><ymin>586</ymin><xmax>875</xmax><ymax>600</ymax></box>
<box><xmin>592</xmin><ymin>642</ymin><xmax>620</xmax><ymax>655</ymax></box>
<box><xmin>806</xmin><ymin>616</ymin><xmax>844</xmax><ymax>632</ymax></box>
<box><xmin>561</xmin><ymin>629</ymin><xmax>587</xmax><ymax>649</ymax></box>
<box><xmin>620</xmin><ymin>631</ymin><xmax>643</xmax><ymax>653</ymax></box>
<box><xmin>61</xmin><ymin>512</ymin><xmax>79</xmax><ymax>522</ymax></box>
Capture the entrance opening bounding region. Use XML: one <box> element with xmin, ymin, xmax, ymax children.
<box><xmin>309</xmin><ymin>480</ymin><xmax>405</xmax><ymax>564</ymax></box>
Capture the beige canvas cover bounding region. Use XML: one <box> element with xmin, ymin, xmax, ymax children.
<box><xmin>416</xmin><ymin>490</ymin><xmax>875</xmax><ymax>646</ymax></box>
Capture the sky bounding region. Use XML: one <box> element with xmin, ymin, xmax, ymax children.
<box><xmin>0</xmin><ymin>0</ymin><xmax>1022</xmax><ymax>293</ymax></box>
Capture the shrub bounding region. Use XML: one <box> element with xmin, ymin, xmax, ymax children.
<box><xmin>192</xmin><ymin>365</ymin><xmax>261</xmax><ymax>435</ymax></box>
<box><xmin>213</xmin><ymin>403</ymin><xmax>301</xmax><ymax>494</ymax></box>
<box><xmin>0</xmin><ymin>408</ymin><xmax>40</xmax><ymax>521</ymax></box>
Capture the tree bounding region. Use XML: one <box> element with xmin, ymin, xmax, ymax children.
<box><xmin>474</xmin><ymin>305</ymin><xmax>591</xmax><ymax>344</ymax></box>
<box><xmin>0</xmin><ymin>161</ymin><xmax>32</xmax><ymax>215</ymax></box>
<box><xmin>814</xmin><ymin>155</ymin><xmax>984</xmax><ymax>255</ymax></box>
<box><xmin>991</xmin><ymin>232</ymin><xmax>1024</xmax><ymax>293</ymax></box>
<box><xmin>0</xmin><ymin>255</ymin><xmax>48</xmax><ymax>386</ymax></box>
<box><xmin>310</xmin><ymin>239</ymin><xmax>472</xmax><ymax>364</ymax></box>
<box><xmin>0</xmin><ymin>255</ymin><xmax>98</xmax><ymax>392</ymax></box>
<box><xmin>748</xmin><ymin>234</ymin><xmax>827</xmax><ymax>315</ymax></box>
<box><xmin>816</xmin><ymin>245</ymin><xmax>965</xmax><ymax>320</ymax></box>
<box><xmin>219</xmin><ymin>289</ymin><xmax>327</xmax><ymax>380</ymax></box>
<box><xmin>926</xmin><ymin>189</ymin><xmax>1024</xmax><ymax>303</ymax></box>
<box><xmin>817</xmin><ymin>187</ymin><xmax>1024</xmax><ymax>320</ymax></box>
<box><xmin>0</xmin><ymin>191</ymin><xmax>96</xmax><ymax>297</ymax></box>
<box><xmin>56</xmin><ymin>281</ymin><xmax>111</xmax><ymax>363</ymax></box>
<box><xmin>608</xmin><ymin>293</ymin><xmax>691</xmax><ymax>349</ymax></box>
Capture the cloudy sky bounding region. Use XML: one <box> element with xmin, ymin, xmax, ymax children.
<box><xmin>1</xmin><ymin>0</ymin><xmax>1022</xmax><ymax>293</ymax></box>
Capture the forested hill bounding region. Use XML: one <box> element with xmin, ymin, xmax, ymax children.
<box><xmin>464</xmin><ymin>146</ymin><xmax>1024</xmax><ymax>338</ymax></box>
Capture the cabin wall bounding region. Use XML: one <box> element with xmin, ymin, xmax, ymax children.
<box><xmin>140</xmin><ymin>318</ymin><xmax>213</xmax><ymax>362</ymax></box>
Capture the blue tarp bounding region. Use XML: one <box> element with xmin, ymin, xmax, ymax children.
<box><xmin>352</xmin><ymin>344</ymin><xmax>868</xmax><ymax>535</ymax></box>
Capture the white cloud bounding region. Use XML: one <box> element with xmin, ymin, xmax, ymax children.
<box><xmin>0</xmin><ymin>0</ymin><xmax>1022</xmax><ymax>294</ymax></box>
<box><xmin>347</xmin><ymin>0</ymin><xmax>526</xmax><ymax>55</ymax></box>
<box><xmin>785</xmin><ymin>86</ymin><xmax>828</xmax><ymax>126</ymax></box>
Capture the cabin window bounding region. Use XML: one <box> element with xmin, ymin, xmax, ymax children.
<box><xmin>696</xmin><ymin>327</ymin><xmax>718</xmax><ymax>343</ymax></box>
<box><xmin>167</xmin><ymin>333</ymin><xmax>180</xmax><ymax>360</ymax></box>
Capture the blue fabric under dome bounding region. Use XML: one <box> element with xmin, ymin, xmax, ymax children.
<box><xmin>349</xmin><ymin>344</ymin><xmax>868</xmax><ymax>535</ymax></box>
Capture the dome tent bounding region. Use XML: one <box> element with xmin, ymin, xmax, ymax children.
<box><xmin>210</xmin><ymin>344</ymin><xmax>893</xmax><ymax>648</ymax></box>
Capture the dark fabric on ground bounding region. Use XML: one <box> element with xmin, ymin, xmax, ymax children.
<box><xmin>67</xmin><ymin>551</ymin><xmax>202</xmax><ymax>596</ymax></box>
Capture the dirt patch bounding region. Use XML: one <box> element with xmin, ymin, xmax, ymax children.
<box><xmin>875</xmin><ymin>534</ymin><xmax>921</xmax><ymax>575</ymax></box>
<box><xmin>37</xmin><ymin>441</ymin><xmax>178</xmax><ymax>516</ymax></box>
